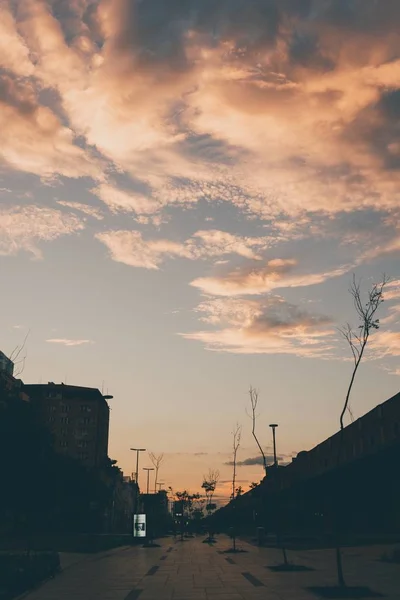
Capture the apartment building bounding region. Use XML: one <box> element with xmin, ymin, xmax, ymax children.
<box><xmin>24</xmin><ymin>383</ymin><xmax>111</xmax><ymax>468</ymax></box>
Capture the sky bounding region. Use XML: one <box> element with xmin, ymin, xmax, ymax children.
<box><xmin>1</xmin><ymin>0</ymin><xmax>400</xmax><ymax>502</ymax></box>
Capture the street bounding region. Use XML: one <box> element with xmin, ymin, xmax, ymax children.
<box><xmin>21</xmin><ymin>536</ymin><xmax>400</xmax><ymax>600</ymax></box>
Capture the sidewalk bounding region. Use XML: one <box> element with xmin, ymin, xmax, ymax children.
<box><xmin>20</xmin><ymin>535</ymin><xmax>400</xmax><ymax>599</ymax></box>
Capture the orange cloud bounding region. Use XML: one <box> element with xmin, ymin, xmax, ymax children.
<box><xmin>0</xmin><ymin>205</ymin><xmax>84</xmax><ymax>258</ymax></box>
<box><xmin>1</xmin><ymin>0</ymin><xmax>400</xmax><ymax>252</ymax></box>
<box><xmin>95</xmin><ymin>229</ymin><xmax>274</xmax><ymax>269</ymax></box>
<box><xmin>46</xmin><ymin>339</ymin><xmax>94</xmax><ymax>347</ymax></box>
<box><xmin>181</xmin><ymin>296</ymin><xmax>335</xmax><ymax>357</ymax></box>
<box><xmin>191</xmin><ymin>260</ymin><xmax>352</xmax><ymax>296</ymax></box>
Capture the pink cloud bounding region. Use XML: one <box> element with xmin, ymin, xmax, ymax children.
<box><xmin>95</xmin><ymin>229</ymin><xmax>275</xmax><ymax>269</ymax></box>
<box><xmin>46</xmin><ymin>339</ymin><xmax>94</xmax><ymax>347</ymax></box>
<box><xmin>0</xmin><ymin>205</ymin><xmax>84</xmax><ymax>258</ymax></box>
<box><xmin>181</xmin><ymin>296</ymin><xmax>335</xmax><ymax>357</ymax></box>
<box><xmin>191</xmin><ymin>260</ymin><xmax>352</xmax><ymax>296</ymax></box>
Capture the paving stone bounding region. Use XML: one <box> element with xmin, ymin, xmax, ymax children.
<box><xmin>19</xmin><ymin>536</ymin><xmax>400</xmax><ymax>600</ymax></box>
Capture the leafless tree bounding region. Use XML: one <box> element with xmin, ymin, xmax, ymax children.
<box><xmin>247</xmin><ymin>386</ymin><xmax>267</xmax><ymax>477</ymax></box>
<box><xmin>202</xmin><ymin>468</ymin><xmax>220</xmax><ymax>515</ymax></box>
<box><xmin>9</xmin><ymin>330</ymin><xmax>30</xmax><ymax>378</ymax></box>
<box><xmin>339</xmin><ymin>274</ymin><xmax>389</xmax><ymax>431</ymax></box>
<box><xmin>149</xmin><ymin>452</ymin><xmax>164</xmax><ymax>493</ymax></box>
<box><xmin>230</xmin><ymin>423</ymin><xmax>242</xmax><ymax>551</ymax></box>
<box><xmin>334</xmin><ymin>274</ymin><xmax>389</xmax><ymax>588</ymax></box>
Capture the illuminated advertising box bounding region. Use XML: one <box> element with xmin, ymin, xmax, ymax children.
<box><xmin>133</xmin><ymin>514</ymin><xmax>146</xmax><ymax>537</ymax></box>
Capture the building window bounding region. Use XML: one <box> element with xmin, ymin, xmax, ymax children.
<box><xmin>48</xmin><ymin>416</ymin><xmax>55</xmax><ymax>424</ymax></box>
<box><xmin>60</xmin><ymin>404</ymin><xmax>70</xmax><ymax>413</ymax></box>
<box><xmin>76</xmin><ymin>429</ymin><xmax>88</xmax><ymax>437</ymax></box>
<box><xmin>78</xmin><ymin>440</ymin><xmax>89</xmax><ymax>448</ymax></box>
<box><xmin>79</xmin><ymin>452</ymin><xmax>89</xmax><ymax>461</ymax></box>
<box><xmin>47</xmin><ymin>391</ymin><xmax>61</xmax><ymax>400</ymax></box>
<box><xmin>80</xmin><ymin>405</ymin><xmax>91</xmax><ymax>413</ymax></box>
<box><xmin>60</xmin><ymin>441</ymin><xmax>68</xmax><ymax>448</ymax></box>
<box><xmin>60</xmin><ymin>417</ymin><xmax>69</xmax><ymax>424</ymax></box>
<box><xmin>60</xmin><ymin>428</ymin><xmax>68</xmax><ymax>437</ymax></box>
<box><xmin>48</xmin><ymin>405</ymin><xmax>57</xmax><ymax>412</ymax></box>
<box><xmin>81</xmin><ymin>417</ymin><xmax>91</xmax><ymax>425</ymax></box>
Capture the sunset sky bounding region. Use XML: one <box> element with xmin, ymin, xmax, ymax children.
<box><xmin>1</xmin><ymin>0</ymin><xmax>400</xmax><ymax>501</ymax></box>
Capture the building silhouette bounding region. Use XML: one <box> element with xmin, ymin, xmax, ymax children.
<box><xmin>213</xmin><ymin>390</ymin><xmax>400</xmax><ymax>536</ymax></box>
<box><xmin>0</xmin><ymin>352</ymin><xmax>29</xmax><ymax>402</ymax></box>
<box><xmin>24</xmin><ymin>383</ymin><xmax>110</xmax><ymax>468</ymax></box>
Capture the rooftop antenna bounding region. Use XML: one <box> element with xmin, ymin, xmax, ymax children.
<box><xmin>101</xmin><ymin>380</ymin><xmax>105</xmax><ymax>394</ymax></box>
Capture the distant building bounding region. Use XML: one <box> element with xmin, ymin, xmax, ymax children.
<box><xmin>24</xmin><ymin>383</ymin><xmax>111</xmax><ymax>468</ymax></box>
<box><xmin>141</xmin><ymin>491</ymin><xmax>170</xmax><ymax>536</ymax></box>
<box><xmin>213</xmin><ymin>390</ymin><xmax>400</xmax><ymax>534</ymax></box>
<box><xmin>279</xmin><ymin>390</ymin><xmax>400</xmax><ymax>489</ymax></box>
<box><xmin>0</xmin><ymin>351</ymin><xmax>29</xmax><ymax>402</ymax></box>
<box><xmin>0</xmin><ymin>351</ymin><xmax>14</xmax><ymax>376</ymax></box>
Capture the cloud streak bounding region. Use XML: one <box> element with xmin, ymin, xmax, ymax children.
<box><xmin>46</xmin><ymin>339</ymin><xmax>94</xmax><ymax>347</ymax></box>
<box><xmin>0</xmin><ymin>205</ymin><xmax>84</xmax><ymax>258</ymax></box>
<box><xmin>191</xmin><ymin>260</ymin><xmax>353</xmax><ymax>296</ymax></box>
<box><xmin>96</xmin><ymin>229</ymin><xmax>273</xmax><ymax>269</ymax></box>
<box><xmin>182</xmin><ymin>295</ymin><xmax>335</xmax><ymax>357</ymax></box>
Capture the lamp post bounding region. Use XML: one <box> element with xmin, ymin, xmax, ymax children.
<box><xmin>130</xmin><ymin>448</ymin><xmax>146</xmax><ymax>487</ymax></box>
<box><xmin>156</xmin><ymin>482</ymin><xmax>165</xmax><ymax>491</ymax></box>
<box><xmin>269</xmin><ymin>424</ymin><xmax>278</xmax><ymax>467</ymax></box>
<box><xmin>130</xmin><ymin>448</ymin><xmax>146</xmax><ymax>537</ymax></box>
<box><xmin>143</xmin><ymin>467</ymin><xmax>155</xmax><ymax>494</ymax></box>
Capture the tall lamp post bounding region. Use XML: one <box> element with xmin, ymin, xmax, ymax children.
<box><xmin>269</xmin><ymin>424</ymin><xmax>278</xmax><ymax>467</ymax></box>
<box><xmin>143</xmin><ymin>467</ymin><xmax>155</xmax><ymax>494</ymax></box>
<box><xmin>130</xmin><ymin>448</ymin><xmax>146</xmax><ymax>486</ymax></box>
<box><xmin>156</xmin><ymin>482</ymin><xmax>165</xmax><ymax>491</ymax></box>
<box><xmin>130</xmin><ymin>448</ymin><xmax>146</xmax><ymax>537</ymax></box>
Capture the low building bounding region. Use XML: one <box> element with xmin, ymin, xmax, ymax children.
<box><xmin>213</xmin><ymin>391</ymin><xmax>400</xmax><ymax>535</ymax></box>
<box><xmin>24</xmin><ymin>383</ymin><xmax>111</xmax><ymax>468</ymax></box>
<box><xmin>141</xmin><ymin>491</ymin><xmax>170</xmax><ymax>537</ymax></box>
<box><xmin>0</xmin><ymin>351</ymin><xmax>29</xmax><ymax>402</ymax></box>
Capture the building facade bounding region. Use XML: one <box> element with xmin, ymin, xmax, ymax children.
<box><xmin>0</xmin><ymin>351</ymin><xmax>14</xmax><ymax>376</ymax></box>
<box><xmin>24</xmin><ymin>383</ymin><xmax>110</xmax><ymax>468</ymax></box>
<box><xmin>213</xmin><ymin>391</ymin><xmax>400</xmax><ymax>535</ymax></box>
<box><xmin>0</xmin><ymin>351</ymin><xmax>29</xmax><ymax>402</ymax></box>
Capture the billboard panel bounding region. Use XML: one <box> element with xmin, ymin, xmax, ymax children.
<box><xmin>133</xmin><ymin>514</ymin><xmax>146</xmax><ymax>538</ymax></box>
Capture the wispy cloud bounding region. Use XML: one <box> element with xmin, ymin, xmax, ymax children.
<box><xmin>1</xmin><ymin>0</ymin><xmax>399</xmax><ymax>227</ymax></box>
<box><xmin>96</xmin><ymin>230</ymin><xmax>274</xmax><ymax>270</ymax></box>
<box><xmin>182</xmin><ymin>295</ymin><xmax>335</xmax><ymax>357</ymax></box>
<box><xmin>57</xmin><ymin>201</ymin><xmax>104</xmax><ymax>221</ymax></box>
<box><xmin>0</xmin><ymin>205</ymin><xmax>84</xmax><ymax>258</ymax></box>
<box><xmin>46</xmin><ymin>339</ymin><xmax>94</xmax><ymax>347</ymax></box>
<box><xmin>191</xmin><ymin>260</ymin><xmax>353</xmax><ymax>297</ymax></box>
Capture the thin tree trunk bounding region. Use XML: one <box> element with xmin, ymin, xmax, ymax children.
<box><xmin>340</xmin><ymin>343</ymin><xmax>366</xmax><ymax>431</ymax></box>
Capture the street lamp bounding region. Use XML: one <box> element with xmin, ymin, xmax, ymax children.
<box><xmin>130</xmin><ymin>448</ymin><xmax>146</xmax><ymax>487</ymax></box>
<box><xmin>269</xmin><ymin>424</ymin><xmax>278</xmax><ymax>467</ymax></box>
<box><xmin>143</xmin><ymin>467</ymin><xmax>155</xmax><ymax>494</ymax></box>
<box><xmin>156</xmin><ymin>482</ymin><xmax>165</xmax><ymax>491</ymax></box>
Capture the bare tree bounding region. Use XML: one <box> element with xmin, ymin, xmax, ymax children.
<box><xmin>202</xmin><ymin>468</ymin><xmax>220</xmax><ymax>542</ymax></box>
<box><xmin>202</xmin><ymin>468</ymin><xmax>220</xmax><ymax>515</ymax></box>
<box><xmin>149</xmin><ymin>452</ymin><xmax>164</xmax><ymax>493</ymax></box>
<box><xmin>9</xmin><ymin>330</ymin><xmax>30</xmax><ymax>378</ymax></box>
<box><xmin>334</xmin><ymin>274</ymin><xmax>389</xmax><ymax>589</ymax></box>
<box><xmin>247</xmin><ymin>386</ymin><xmax>267</xmax><ymax>477</ymax></box>
<box><xmin>339</xmin><ymin>274</ymin><xmax>389</xmax><ymax>431</ymax></box>
<box><xmin>230</xmin><ymin>423</ymin><xmax>242</xmax><ymax>552</ymax></box>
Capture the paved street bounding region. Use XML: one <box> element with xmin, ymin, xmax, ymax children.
<box><xmin>22</xmin><ymin>536</ymin><xmax>400</xmax><ymax>600</ymax></box>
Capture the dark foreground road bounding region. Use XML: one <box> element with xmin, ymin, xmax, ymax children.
<box><xmin>20</xmin><ymin>536</ymin><xmax>400</xmax><ymax>600</ymax></box>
